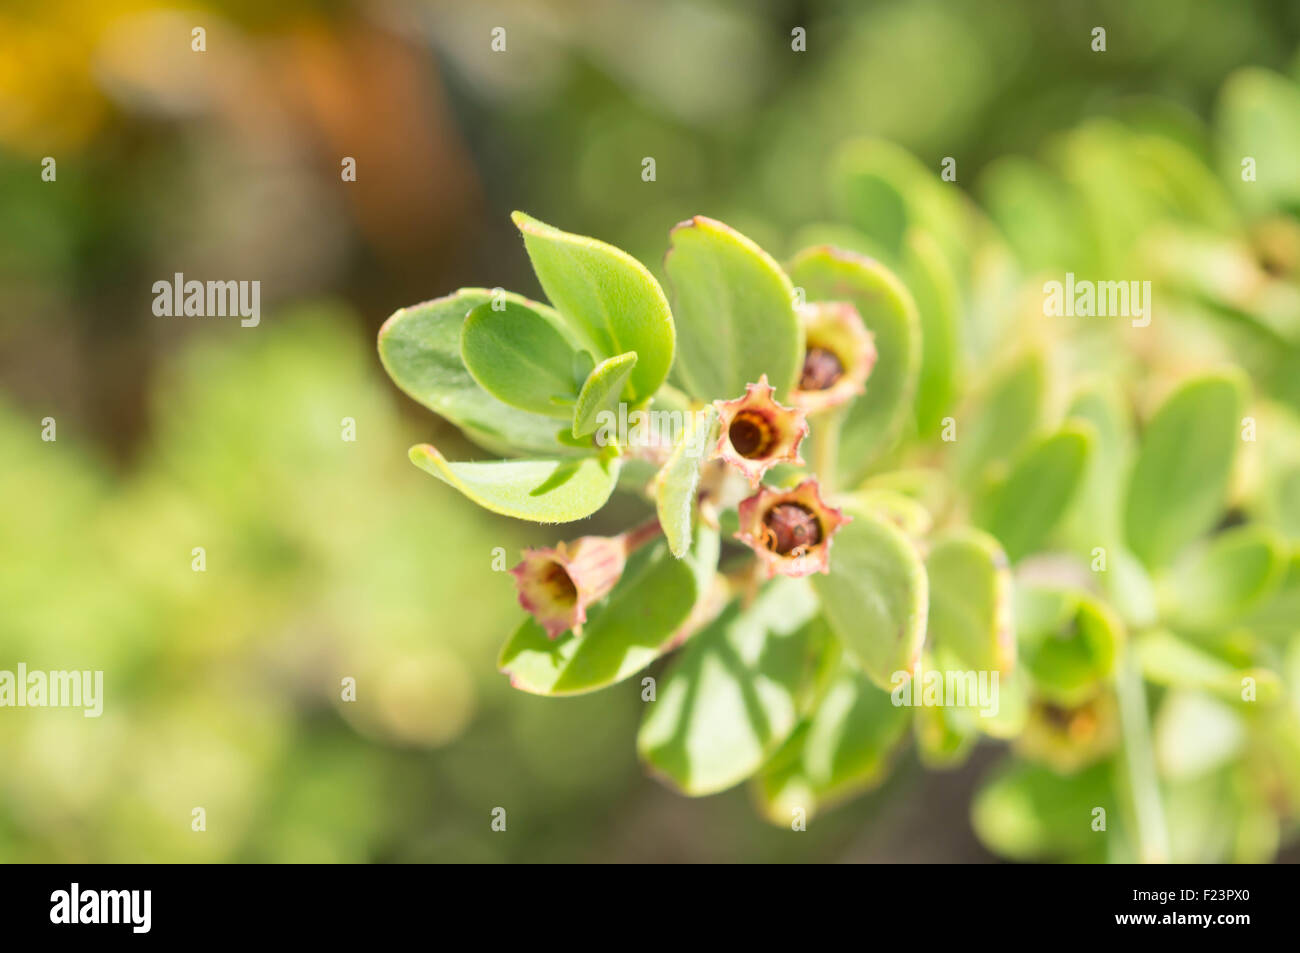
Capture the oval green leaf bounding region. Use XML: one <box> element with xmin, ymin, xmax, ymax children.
<box><xmin>512</xmin><ymin>211</ymin><xmax>673</xmax><ymax>403</ymax></box>
<box><xmin>408</xmin><ymin>444</ymin><xmax>619</xmax><ymax>523</ymax></box>
<box><xmin>974</xmin><ymin>424</ymin><xmax>1093</xmax><ymax>563</ymax></box>
<box><xmin>753</xmin><ymin>661</ymin><xmax>911</xmax><ymax>824</ymax></box>
<box><xmin>1124</xmin><ymin>372</ymin><xmax>1246</xmax><ymax>569</ymax></box>
<box><xmin>637</xmin><ymin>577</ymin><xmax>822</xmax><ymax>796</ymax></box>
<box><xmin>460</xmin><ymin>299</ymin><xmax>581</xmax><ymax>419</ymax></box>
<box><xmin>377</xmin><ymin>289</ymin><xmax>570</xmax><ymax>456</ymax></box>
<box><xmin>811</xmin><ymin>505</ymin><xmax>928</xmax><ymax>689</ymax></box>
<box><xmin>954</xmin><ymin>348</ymin><xmax>1047</xmax><ymax>484</ymax></box>
<box><xmin>572</xmin><ymin>351</ymin><xmax>638</xmax><ymax>438</ymax></box>
<box><xmin>926</xmin><ymin>528</ymin><xmax>1015</xmax><ymax>674</ymax></box>
<box><xmin>1165</xmin><ymin>525</ymin><xmax>1286</xmax><ymax>631</ymax></box>
<box><xmin>665</xmin><ymin>215</ymin><xmax>802</xmax><ymax>401</ymax></box>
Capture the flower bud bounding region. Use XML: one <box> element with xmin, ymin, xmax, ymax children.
<box><xmin>735</xmin><ymin>478</ymin><xmax>849</xmax><ymax>577</ymax></box>
<box><xmin>789</xmin><ymin>301</ymin><xmax>877</xmax><ymax>413</ymax></box>
<box><xmin>711</xmin><ymin>374</ymin><xmax>809</xmax><ymax>487</ymax></box>
<box><xmin>510</xmin><ymin>522</ymin><xmax>659</xmax><ymax>638</ymax></box>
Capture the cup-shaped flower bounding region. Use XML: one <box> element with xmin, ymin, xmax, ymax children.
<box><xmin>711</xmin><ymin>375</ymin><xmax>808</xmax><ymax>487</ymax></box>
<box><xmin>789</xmin><ymin>301</ymin><xmax>877</xmax><ymax>414</ymax></box>
<box><xmin>735</xmin><ymin>479</ymin><xmax>850</xmax><ymax>577</ymax></box>
<box><xmin>510</xmin><ymin>521</ymin><xmax>659</xmax><ymax>638</ymax></box>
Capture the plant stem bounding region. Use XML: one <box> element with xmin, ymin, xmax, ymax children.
<box><xmin>810</xmin><ymin>408</ymin><xmax>843</xmax><ymax>494</ymax></box>
<box><xmin>1115</xmin><ymin>648</ymin><xmax>1170</xmax><ymax>863</ymax></box>
<box><xmin>623</xmin><ymin>516</ymin><xmax>664</xmax><ymax>554</ymax></box>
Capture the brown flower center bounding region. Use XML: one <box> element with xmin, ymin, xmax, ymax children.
<box><xmin>761</xmin><ymin>503</ymin><xmax>822</xmax><ymax>555</ymax></box>
<box><xmin>541</xmin><ymin>562</ymin><xmax>578</xmax><ymax>605</ymax></box>
<box><xmin>729</xmin><ymin>410</ymin><xmax>775</xmax><ymax>458</ymax></box>
<box><xmin>799</xmin><ymin>347</ymin><xmax>844</xmax><ymax>392</ymax></box>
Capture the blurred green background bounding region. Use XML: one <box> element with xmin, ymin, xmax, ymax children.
<box><xmin>2</xmin><ymin>0</ymin><xmax>1299</xmax><ymax>862</ymax></box>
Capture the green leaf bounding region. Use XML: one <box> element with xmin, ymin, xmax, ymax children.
<box><xmin>974</xmin><ymin>424</ymin><xmax>1093</xmax><ymax>563</ymax></box>
<box><xmin>1240</xmin><ymin>550</ymin><xmax>1300</xmax><ymax>641</ymax></box>
<box><xmin>638</xmin><ymin>577</ymin><xmax>822</xmax><ymax>796</ymax></box>
<box><xmin>512</xmin><ymin>211</ymin><xmax>674</xmax><ymax>403</ymax></box>
<box><xmin>1154</xmin><ymin>691</ymin><xmax>1245</xmax><ymax>781</ymax></box>
<box><xmin>925</xmin><ymin>529</ymin><xmax>1015</xmax><ymax>673</ymax></box>
<box><xmin>1135</xmin><ymin>629</ymin><xmax>1281</xmax><ymax>705</ymax></box>
<box><xmin>841</xmin><ymin>488</ymin><xmax>933</xmax><ymax>537</ymax></box>
<box><xmin>571</xmin><ymin>351</ymin><xmax>638</xmax><ymax>438</ymax></box>
<box><xmin>811</xmin><ymin>504</ymin><xmax>928</xmax><ymax>689</ymax></box>
<box><xmin>1104</xmin><ymin>545</ymin><xmax>1160</xmax><ymax>629</ymax></box>
<box><xmin>408</xmin><ymin>444</ymin><xmax>619</xmax><ymax>523</ymax></box>
<box><xmin>754</xmin><ymin>661</ymin><xmax>911</xmax><ymax>823</ymax></box>
<box><xmin>654</xmin><ymin>405</ymin><xmax>717</xmax><ymax>558</ymax></box>
<box><xmin>972</xmin><ymin>761</ymin><xmax>1116</xmax><ymax>862</ymax></box>
<box><xmin>498</xmin><ymin>528</ymin><xmax>718</xmax><ymax>696</ymax></box>
<box><xmin>377</xmin><ymin>289</ymin><xmax>570</xmax><ymax>456</ymax></box>
<box><xmin>1165</xmin><ymin>525</ymin><xmax>1286</xmax><ymax>630</ymax></box>
<box><xmin>1124</xmin><ymin>372</ymin><xmax>1246</xmax><ymax>569</ymax></box>
<box><xmin>954</xmin><ymin>348</ymin><xmax>1047</xmax><ymax>484</ymax></box>
<box><xmin>830</xmin><ymin>138</ymin><xmax>929</xmax><ymax>256</ymax></box>
<box><xmin>788</xmin><ymin>246</ymin><xmax>920</xmax><ymax>482</ymax></box>
<box><xmin>1061</xmin><ymin>384</ymin><xmax>1134</xmax><ymax>551</ymax></box>
<box><xmin>1016</xmin><ymin>586</ymin><xmax>1122</xmax><ymax>705</ymax></box>
<box><xmin>913</xmin><ymin>695</ymin><xmax>978</xmax><ymax>769</ymax></box>
<box><xmin>664</xmin><ymin>215</ymin><xmax>802</xmax><ymax>401</ymax></box>
<box><xmin>1218</xmin><ymin>68</ymin><xmax>1300</xmax><ymax>214</ymax></box>
<box><xmin>460</xmin><ymin>299</ymin><xmax>581</xmax><ymax>418</ymax></box>
<box><xmin>903</xmin><ymin>229</ymin><xmax>960</xmax><ymax>439</ymax></box>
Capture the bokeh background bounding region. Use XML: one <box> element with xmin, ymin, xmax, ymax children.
<box><xmin>2</xmin><ymin>0</ymin><xmax>1299</xmax><ymax>862</ymax></box>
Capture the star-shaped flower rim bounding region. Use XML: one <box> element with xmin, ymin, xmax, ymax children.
<box><xmin>711</xmin><ymin>374</ymin><xmax>809</xmax><ymax>487</ymax></box>
<box><xmin>735</xmin><ymin>478</ymin><xmax>850</xmax><ymax>577</ymax></box>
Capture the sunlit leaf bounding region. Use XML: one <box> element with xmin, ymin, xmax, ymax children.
<box><xmin>811</xmin><ymin>504</ymin><xmax>928</xmax><ymax>689</ymax></box>
<box><xmin>513</xmin><ymin>211</ymin><xmax>674</xmax><ymax>403</ymax></box>
<box><xmin>654</xmin><ymin>405</ymin><xmax>717</xmax><ymax>558</ymax></box>
<box><xmin>377</xmin><ymin>289</ymin><xmax>569</xmax><ymax>455</ymax></box>
<box><xmin>665</xmin><ymin>215</ymin><xmax>802</xmax><ymax>401</ymax></box>
<box><xmin>974</xmin><ymin>424</ymin><xmax>1093</xmax><ymax>563</ymax></box>
<box><xmin>926</xmin><ymin>528</ymin><xmax>1015</xmax><ymax>673</ymax></box>
<box><xmin>638</xmin><ymin>577</ymin><xmax>822</xmax><ymax>796</ymax></box>
<box><xmin>408</xmin><ymin>444</ymin><xmax>619</xmax><ymax>523</ymax></box>
<box><xmin>572</xmin><ymin>351</ymin><xmax>638</xmax><ymax>437</ymax></box>
<box><xmin>1165</xmin><ymin>525</ymin><xmax>1286</xmax><ymax>630</ymax></box>
<box><xmin>460</xmin><ymin>299</ymin><xmax>581</xmax><ymax>418</ymax></box>
<box><xmin>1124</xmin><ymin>372</ymin><xmax>1245</xmax><ymax>569</ymax></box>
